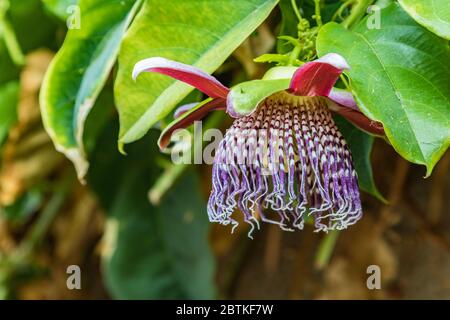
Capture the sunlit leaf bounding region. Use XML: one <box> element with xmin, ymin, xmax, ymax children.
<box><xmin>317</xmin><ymin>3</ymin><xmax>450</xmax><ymax>176</ymax></box>
<box><xmin>40</xmin><ymin>0</ymin><xmax>141</xmax><ymax>179</ymax></box>
<box><xmin>115</xmin><ymin>0</ymin><xmax>279</xmax><ymax>147</ymax></box>
<box><xmin>42</xmin><ymin>0</ymin><xmax>78</xmax><ymax>20</ymax></box>
<box><xmin>399</xmin><ymin>0</ymin><xmax>450</xmax><ymax>40</ymax></box>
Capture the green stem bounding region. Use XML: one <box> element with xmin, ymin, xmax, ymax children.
<box><xmin>291</xmin><ymin>0</ymin><xmax>302</xmax><ymax>21</ymax></box>
<box><xmin>148</xmin><ymin>163</ymin><xmax>187</xmax><ymax>205</ymax></box>
<box><xmin>1</xmin><ymin>19</ymin><xmax>25</xmax><ymax>66</ymax></box>
<box><xmin>13</xmin><ymin>172</ymin><xmax>74</xmax><ymax>261</ymax></box>
<box><xmin>332</xmin><ymin>0</ymin><xmax>353</xmax><ymax>22</ymax></box>
<box><xmin>342</xmin><ymin>0</ymin><xmax>374</xmax><ymax>29</ymax></box>
<box><xmin>288</xmin><ymin>45</ymin><xmax>301</xmax><ymax>66</ymax></box>
<box><xmin>314</xmin><ymin>230</ymin><xmax>340</xmax><ymax>270</ymax></box>
<box><xmin>313</xmin><ymin>0</ymin><xmax>323</xmax><ymax>27</ymax></box>
<box><xmin>340</xmin><ymin>74</ymin><xmax>350</xmax><ymax>89</ymax></box>
<box><xmin>0</xmin><ymin>0</ymin><xmax>25</xmax><ymax>66</ymax></box>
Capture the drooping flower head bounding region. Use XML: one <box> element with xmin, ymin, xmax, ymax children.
<box><xmin>133</xmin><ymin>54</ymin><xmax>384</xmax><ymax>235</ymax></box>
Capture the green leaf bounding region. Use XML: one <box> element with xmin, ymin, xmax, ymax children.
<box><xmin>115</xmin><ymin>0</ymin><xmax>279</xmax><ymax>146</ymax></box>
<box><xmin>40</xmin><ymin>0</ymin><xmax>141</xmax><ymax>180</ymax></box>
<box><xmin>0</xmin><ymin>81</ymin><xmax>19</xmax><ymax>146</ymax></box>
<box><xmin>333</xmin><ymin>115</ymin><xmax>385</xmax><ymax>202</ymax></box>
<box><xmin>399</xmin><ymin>0</ymin><xmax>450</xmax><ymax>40</ymax></box>
<box><xmin>88</xmin><ymin>123</ymin><xmax>215</xmax><ymax>299</ymax></box>
<box><xmin>42</xmin><ymin>0</ymin><xmax>78</xmax><ymax>20</ymax></box>
<box><xmin>317</xmin><ymin>3</ymin><xmax>450</xmax><ymax>176</ymax></box>
<box><xmin>227</xmin><ymin>79</ymin><xmax>290</xmax><ymax>116</ymax></box>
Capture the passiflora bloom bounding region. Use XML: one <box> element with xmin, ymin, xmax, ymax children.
<box><xmin>133</xmin><ymin>53</ymin><xmax>384</xmax><ymax>235</ymax></box>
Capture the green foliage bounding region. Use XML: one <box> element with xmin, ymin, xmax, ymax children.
<box><xmin>317</xmin><ymin>3</ymin><xmax>450</xmax><ymax>176</ymax></box>
<box><xmin>0</xmin><ymin>43</ymin><xmax>19</xmax><ymax>84</ymax></box>
<box><xmin>115</xmin><ymin>0</ymin><xmax>279</xmax><ymax>147</ymax></box>
<box><xmin>399</xmin><ymin>0</ymin><xmax>450</xmax><ymax>40</ymax></box>
<box><xmin>277</xmin><ymin>0</ymin><xmax>299</xmax><ymax>53</ymax></box>
<box><xmin>1</xmin><ymin>0</ymin><xmax>56</xmax><ymax>78</ymax></box>
<box><xmin>8</xmin><ymin>0</ymin><xmax>57</xmax><ymax>52</ymax></box>
<box><xmin>40</xmin><ymin>0</ymin><xmax>141</xmax><ymax>179</ymax></box>
<box><xmin>88</xmin><ymin>123</ymin><xmax>215</xmax><ymax>299</ymax></box>
<box><xmin>42</xmin><ymin>0</ymin><xmax>78</xmax><ymax>20</ymax></box>
<box><xmin>1</xmin><ymin>0</ymin><xmax>450</xmax><ymax>301</ymax></box>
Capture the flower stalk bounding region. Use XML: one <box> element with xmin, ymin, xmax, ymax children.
<box><xmin>315</xmin><ymin>230</ymin><xmax>340</xmax><ymax>270</ymax></box>
<box><xmin>0</xmin><ymin>0</ymin><xmax>25</xmax><ymax>66</ymax></box>
<box><xmin>313</xmin><ymin>0</ymin><xmax>323</xmax><ymax>27</ymax></box>
<box><xmin>342</xmin><ymin>0</ymin><xmax>375</xmax><ymax>29</ymax></box>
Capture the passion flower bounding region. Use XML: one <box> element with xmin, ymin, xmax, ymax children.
<box><xmin>133</xmin><ymin>53</ymin><xmax>384</xmax><ymax>234</ymax></box>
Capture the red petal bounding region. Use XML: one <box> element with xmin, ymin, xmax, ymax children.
<box><xmin>158</xmin><ymin>98</ymin><xmax>226</xmax><ymax>150</ymax></box>
<box><xmin>174</xmin><ymin>102</ymin><xmax>198</xmax><ymax>119</ymax></box>
<box><xmin>330</xmin><ymin>102</ymin><xmax>385</xmax><ymax>136</ymax></box>
<box><xmin>133</xmin><ymin>57</ymin><xmax>229</xmax><ymax>99</ymax></box>
<box><xmin>289</xmin><ymin>53</ymin><xmax>350</xmax><ymax>96</ymax></box>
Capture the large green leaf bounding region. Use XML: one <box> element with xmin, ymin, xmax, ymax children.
<box><xmin>0</xmin><ymin>81</ymin><xmax>19</xmax><ymax>146</ymax></box>
<box><xmin>334</xmin><ymin>115</ymin><xmax>384</xmax><ymax>202</ymax></box>
<box><xmin>115</xmin><ymin>0</ymin><xmax>279</xmax><ymax>147</ymax></box>
<box><xmin>88</xmin><ymin>122</ymin><xmax>215</xmax><ymax>299</ymax></box>
<box><xmin>40</xmin><ymin>0</ymin><xmax>141</xmax><ymax>180</ymax></box>
<box><xmin>317</xmin><ymin>3</ymin><xmax>450</xmax><ymax>176</ymax></box>
<box><xmin>399</xmin><ymin>0</ymin><xmax>450</xmax><ymax>40</ymax></box>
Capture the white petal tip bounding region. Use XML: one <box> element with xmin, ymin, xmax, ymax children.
<box><xmin>132</xmin><ymin>63</ymin><xmax>143</xmax><ymax>81</ymax></box>
<box><xmin>317</xmin><ymin>53</ymin><xmax>350</xmax><ymax>70</ymax></box>
<box><xmin>132</xmin><ymin>70</ymin><xmax>139</xmax><ymax>81</ymax></box>
<box><xmin>132</xmin><ymin>57</ymin><xmax>169</xmax><ymax>81</ymax></box>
